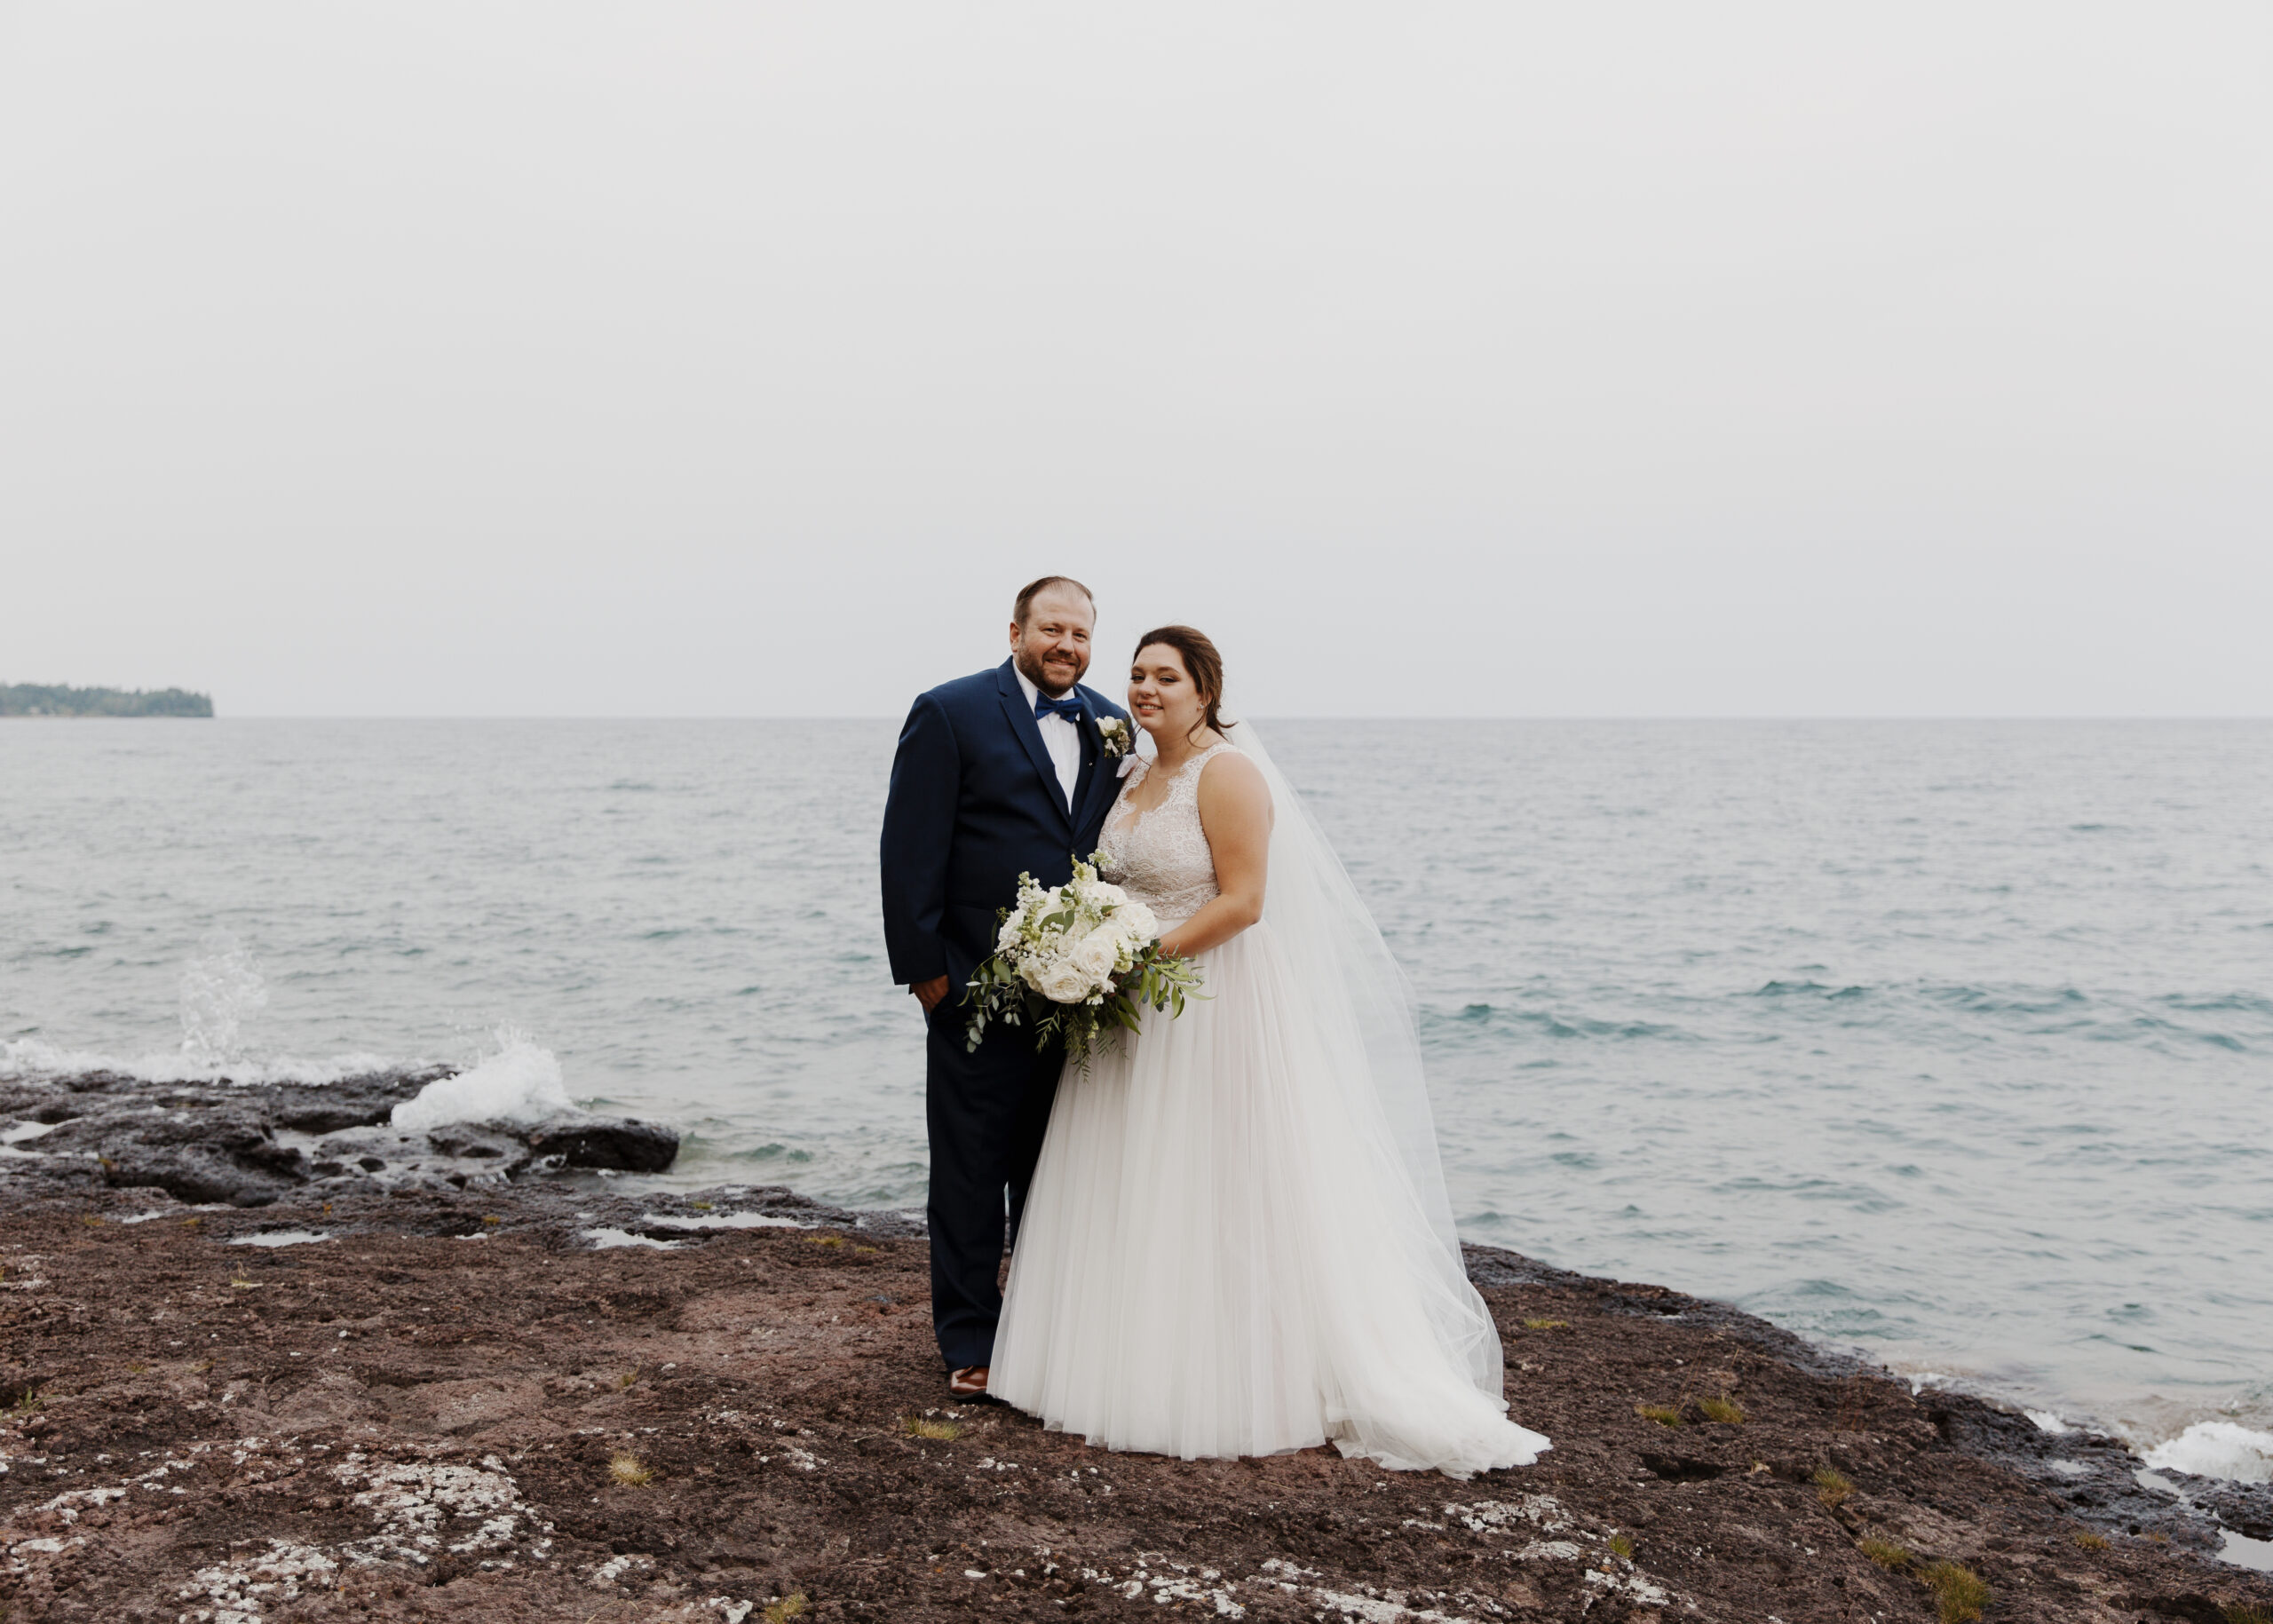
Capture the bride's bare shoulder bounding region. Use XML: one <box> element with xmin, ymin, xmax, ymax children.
<box><xmin>1194</xmin><ymin>747</ymin><xmax>1271</xmax><ymax>822</ymax></box>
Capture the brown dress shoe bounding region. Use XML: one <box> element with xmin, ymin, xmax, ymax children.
<box><xmin>948</xmin><ymin>1366</ymin><xmax>989</xmax><ymax>1398</ymax></box>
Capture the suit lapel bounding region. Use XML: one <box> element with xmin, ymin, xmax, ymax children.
<box><xmin>1071</xmin><ymin>694</ymin><xmax>1121</xmax><ymax>838</ymax></box>
<box><xmin>995</xmin><ymin>662</ymin><xmax>1075</xmax><ymax>834</ymax></box>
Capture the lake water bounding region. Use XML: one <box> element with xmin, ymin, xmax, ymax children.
<box><xmin>3</xmin><ymin>717</ymin><xmax>2268</xmax><ymax>1464</ymax></box>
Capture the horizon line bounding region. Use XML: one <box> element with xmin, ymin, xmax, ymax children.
<box><xmin>12</xmin><ymin>712</ymin><xmax>2272</xmax><ymax>725</ymax></box>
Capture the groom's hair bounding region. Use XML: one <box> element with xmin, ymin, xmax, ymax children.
<box><xmin>1013</xmin><ymin>575</ymin><xmax>1095</xmax><ymax>627</ymax></box>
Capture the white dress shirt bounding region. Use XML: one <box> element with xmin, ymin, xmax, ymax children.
<box><xmin>1013</xmin><ymin>663</ymin><xmax>1083</xmax><ymax>812</ymax></box>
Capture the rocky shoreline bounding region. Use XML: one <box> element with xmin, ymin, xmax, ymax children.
<box><xmin>3</xmin><ymin>1069</ymin><xmax>2269</xmax><ymax>1622</ymax></box>
<box><xmin>0</xmin><ymin>1066</ymin><xmax>678</xmax><ymax>1208</ymax></box>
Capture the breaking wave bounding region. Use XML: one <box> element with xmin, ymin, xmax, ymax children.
<box><xmin>390</xmin><ymin>1028</ymin><xmax>573</xmax><ymax>1132</ymax></box>
<box><xmin>0</xmin><ymin>1036</ymin><xmax>397</xmax><ymax>1088</ymax></box>
<box><xmin>178</xmin><ymin>929</ymin><xmax>268</xmax><ymax>1064</ymax></box>
<box><xmin>2144</xmin><ymin>1422</ymin><xmax>2273</xmax><ymax>1485</ymax></box>
<box><xmin>2</xmin><ymin>931</ymin><xmax>391</xmax><ymax>1086</ymax></box>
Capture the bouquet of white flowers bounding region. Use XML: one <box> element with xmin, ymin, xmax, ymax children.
<box><xmin>963</xmin><ymin>855</ymin><xmax>1204</xmax><ymax>1069</ymax></box>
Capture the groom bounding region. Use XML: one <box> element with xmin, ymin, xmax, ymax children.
<box><xmin>880</xmin><ymin>576</ymin><xmax>1131</xmax><ymax>1398</ymax></box>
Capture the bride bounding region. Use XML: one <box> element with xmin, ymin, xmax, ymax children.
<box><xmin>990</xmin><ymin>624</ymin><xmax>1549</xmax><ymax>1477</ymax></box>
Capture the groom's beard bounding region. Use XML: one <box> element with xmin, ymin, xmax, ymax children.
<box><xmin>1015</xmin><ymin>645</ymin><xmax>1087</xmax><ymax>698</ymax></box>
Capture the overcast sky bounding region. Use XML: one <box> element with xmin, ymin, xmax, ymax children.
<box><xmin>4</xmin><ymin>4</ymin><xmax>2267</xmax><ymax>717</ymax></box>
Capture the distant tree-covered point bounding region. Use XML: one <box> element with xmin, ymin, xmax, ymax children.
<box><xmin>1</xmin><ymin>684</ymin><xmax>214</xmax><ymax>717</ymax></box>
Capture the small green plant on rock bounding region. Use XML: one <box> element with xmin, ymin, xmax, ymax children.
<box><xmin>1635</xmin><ymin>1403</ymin><xmax>1683</xmax><ymax>1428</ymax></box>
<box><xmin>9</xmin><ymin>1386</ymin><xmax>43</xmax><ymax>1415</ymax></box>
<box><xmin>1607</xmin><ymin>1533</ymin><xmax>1634</xmax><ymax>1559</ymax></box>
<box><xmin>904</xmin><ymin>1416</ymin><xmax>961</xmax><ymax>1442</ymax></box>
<box><xmin>614</xmin><ymin>1370</ymin><xmax>639</xmax><ymax>1390</ymax></box>
<box><xmin>2222</xmin><ymin>1603</ymin><xmax>2273</xmax><ymax>1624</ymax></box>
<box><xmin>1857</xmin><ymin>1536</ymin><xmax>1910</xmax><ymax>1570</ymax></box>
<box><xmin>1522</xmin><ymin>1318</ymin><xmax>1568</xmax><ymax>1331</ymax></box>
<box><xmin>763</xmin><ymin>1596</ymin><xmax>808</xmax><ymax>1624</ymax></box>
<box><xmin>1921</xmin><ymin>1560</ymin><xmax>1990</xmax><ymax>1624</ymax></box>
<box><xmin>1699</xmin><ymin>1395</ymin><xmax>1746</xmax><ymax>1424</ymax></box>
<box><xmin>2071</xmin><ymin>1529</ymin><xmax>2109</xmax><ymax>1551</ymax></box>
<box><xmin>1812</xmin><ymin>1467</ymin><xmax>1854</xmax><ymax>1509</ymax></box>
<box><xmin>606</xmin><ymin>1451</ymin><xmax>654</xmax><ymax>1486</ymax></box>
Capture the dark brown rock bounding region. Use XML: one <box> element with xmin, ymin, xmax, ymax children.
<box><xmin>0</xmin><ymin>1067</ymin><xmax>678</xmax><ymax>1201</ymax></box>
<box><xmin>525</xmin><ymin>1114</ymin><xmax>678</xmax><ymax>1172</ymax></box>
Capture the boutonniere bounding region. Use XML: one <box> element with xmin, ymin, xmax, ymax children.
<box><xmin>1096</xmin><ymin>717</ymin><xmax>1134</xmax><ymax>759</ymax></box>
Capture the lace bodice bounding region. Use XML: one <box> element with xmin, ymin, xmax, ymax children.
<box><xmin>1096</xmin><ymin>743</ymin><xmax>1237</xmax><ymax>926</ymax></box>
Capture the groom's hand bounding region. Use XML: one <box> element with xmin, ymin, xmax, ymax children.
<box><xmin>911</xmin><ymin>976</ymin><xmax>950</xmax><ymax>1012</ymax></box>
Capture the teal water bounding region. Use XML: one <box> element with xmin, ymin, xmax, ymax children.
<box><xmin>3</xmin><ymin>717</ymin><xmax>2268</xmax><ymax>1448</ymax></box>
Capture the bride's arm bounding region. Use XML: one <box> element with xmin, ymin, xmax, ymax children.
<box><xmin>1157</xmin><ymin>752</ymin><xmax>1274</xmax><ymax>959</ymax></box>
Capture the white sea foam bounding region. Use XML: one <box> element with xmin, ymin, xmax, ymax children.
<box><xmin>2143</xmin><ymin>1422</ymin><xmax>2273</xmax><ymax>1484</ymax></box>
<box><xmin>179</xmin><ymin>930</ymin><xmax>268</xmax><ymax>1064</ymax></box>
<box><xmin>2026</xmin><ymin>1409</ymin><xmax>2071</xmax><ymax>1434</ymax></box>
<box><xmin>0</xmin><ymin>1037</ymin><xmax>394</xmax><ymax>1088</ymax></box>
<box><xmin>0</xmin><ymin>933</ymin><xmax>390</xmax><ymax>1087</ymax></box>
<box><xmin>638</xmin><ymin>1211</ymin><xmax>810</xmax><ymax>1232</ymax></box>
<box><xmin>391</xmin><ymin>1029</ymin><xmax>571</xmax><ymax>1133</ymax></box>
<box><xmin>228</xmin><ymin>1231</ymin><xmax>329</xmax><ymax>1248</ymax></box>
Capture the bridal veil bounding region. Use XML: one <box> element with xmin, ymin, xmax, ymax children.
<box><xmin>1224</xmin><ymin>713</ymin><xmax>1508</xmax><ymax>1398</ymax></box>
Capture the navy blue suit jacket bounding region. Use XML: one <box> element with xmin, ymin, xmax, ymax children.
<box><xmin>881</xmin><ymin>660</ymin><xmax>1130</xmax><ymax>995</ymax></box>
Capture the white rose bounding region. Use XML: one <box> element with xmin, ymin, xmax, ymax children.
<box><xmin>1069</xmin><ymin>927</ymin><xmax>1122</xmax><ymax>983</ymax></box>
<box><xmin>1018</xmin><ymin>956</ymin><xmax>1052</xmax><ymax>995</ymax></box>
<box><xmin>998</xmin><ymin>915</ymin><xmax>1026</xmax><ymax>955</ymax></box>
<box><xmin>1087</xmin><ymin>881</ymin><xmax>1130</xmax><ymax>909</ymax></box>
<box><xmin>1036</xmin><ymin>958</ymin><xmax>1094</xmax><ymax>1004</ymax></box>
<box><xmin>1113</xmin><ymin>901</ymin><xmax>1160</xmax><ymax>944</ymax></box>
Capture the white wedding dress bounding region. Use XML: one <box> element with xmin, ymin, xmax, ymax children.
<box><xmin>990</xmin><ymin>735</ymin><xmax>1550</xmax><ymax>1477</ymax></box>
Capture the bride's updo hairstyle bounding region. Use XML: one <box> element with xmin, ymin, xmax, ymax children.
<box><xmin>1134</xmin><ymin>624</ymin><xmax>1235</xmax><ymax>742</ymax></box>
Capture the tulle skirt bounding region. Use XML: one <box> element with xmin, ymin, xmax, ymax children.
<box><xmin>990</xmin><ymin>921</ymin><xmax>1550</xmax><ymax>1477</ymax></box>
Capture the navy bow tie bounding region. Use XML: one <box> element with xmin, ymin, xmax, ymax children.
<box><xmin>1034</xmin><ymin>693</ymin><xmax>1085</xmax><ymax>723</ymax></box>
